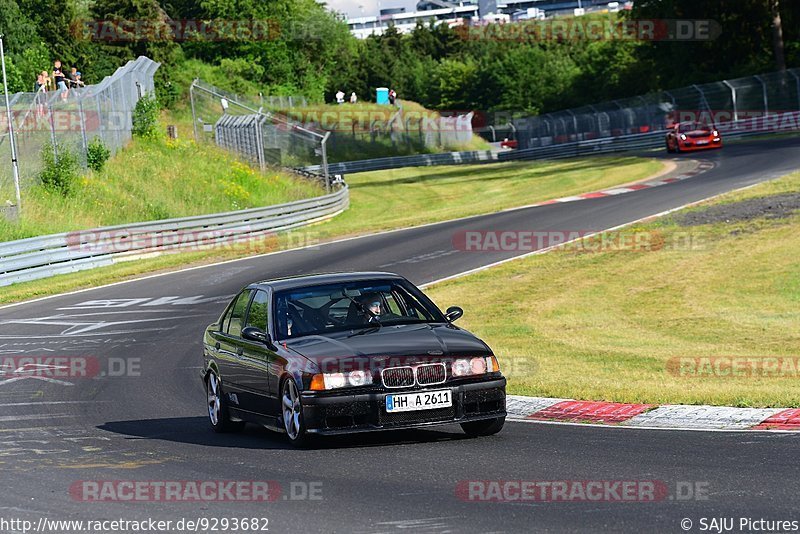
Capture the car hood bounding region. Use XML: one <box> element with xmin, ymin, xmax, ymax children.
<box><xmin>283</xmin><ymin>323</ymin><xmax>491</xmax><ymax>373</ymax></box>
<box><xmin>686</xmin><ymin>129</ymin><xmax>713</xmax><ymax>138</ymax></box>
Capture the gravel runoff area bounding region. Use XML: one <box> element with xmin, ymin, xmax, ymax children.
<box><xmin>673</xmin><ymin>192</ymin><xmax>800</xmax><ymax>226</ymax></box>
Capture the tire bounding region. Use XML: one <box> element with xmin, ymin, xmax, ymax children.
<box><xmin>281</xmin><ymin>377</ymin><xmax>309</xmax><ymax>447</ymax></box>
<box><xmin>461</xmin><ymin>417</ymin><xmax>505</xmax><ymax>437</ymax></box>
<box><xmin>206</xmin><ymin>371</ymin><xmax>245</xmax><ymax>433</ymax></box>
<box><xmin>666</xmin><ymin>139</ymin><xmax>675</xmax><ymax>153</ymax></box>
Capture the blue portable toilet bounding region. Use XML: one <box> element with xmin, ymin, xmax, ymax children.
<box><xmin>376</xmin><ymin>87</ymin><xmax>389</xmax><ymax>105</ymax></box>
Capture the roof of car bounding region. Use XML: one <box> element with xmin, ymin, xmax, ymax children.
<box><xmin>252</xmin><ymin>271</ymin><xmax>406</xmax><ymax>291</ymax></box>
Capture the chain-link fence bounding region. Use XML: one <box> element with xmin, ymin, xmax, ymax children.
<box><xmin>190</xmin><ymin>79</ymin><xmax>331</xmax><ymax>189</ymax></box>
<box><xmin>515</xmin><ymin>68</ymin><xmax>800</xmax><ymax>149</ymax></box>
<box><xmin>0</xmin><ymin>56</ymin><xmax>160</xmax><ymax>210</ymax></box>
<box><xmin>319</xmin><ymin>104</ymin><xmax>474</xmax><ymax>162</ymax></box>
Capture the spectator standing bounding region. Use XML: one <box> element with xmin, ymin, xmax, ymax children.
<box><xmin>53</xmin><ymin>60</ymin><xmax>68</xmax><ymax>97</ymax></box>
<box><xmin>34</xmin><ymin>72</ymin><xmax>48</xmax><ymax>117</ymax></box>
<box><xmin>68</xmin><ymin>67</ymin><xmax>84</xmax><ymax>88</ymax></box>
<box><xmin>335</xmin><ymin>89</ymin><xmax>345</xmax><ymax>104</ymax></box>
<box><xmin>349</xmin><ymin>91</ymin><xmax>357</xmax><ymax>104</ymax></box>
<box><xmin>388</xmin><ymin>89</ymin><xmax>396</xmax><ymax>106</ymax></box>
<box><xmin>34</xmin><ymin>72</ymin><xmax>47</xmax><ymax>92</ymax></box>
<box><xmin>40</xmin><ymin>70</ymin><xmax>52</xmax><ymax>91</ymax></box>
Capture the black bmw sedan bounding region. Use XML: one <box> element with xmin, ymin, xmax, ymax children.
<box><xmin>202</xmin><ymin>272</ymin><xmax>506</xmax><ymax>446</ymax></box>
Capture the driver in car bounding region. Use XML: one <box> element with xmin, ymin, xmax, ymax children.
<box><xmin>357</xmin><ymin>293</ymin><xmax>400</xmax><ymax>323</ymax></box>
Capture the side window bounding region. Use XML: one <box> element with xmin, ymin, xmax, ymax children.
<box><xmin>226</xmin><ymin>289</ymin><xmax>253</xmax><ymax>338</ymax></box>
<box><xmin>219</xmin><ymin>304</ymin><xmax>234</xmax><ymax>332</ymax></box>
<box><xmin>385</xmin><ymin>292</ymin><xmax>402</xmax><ymax>315</ymax></box>
<box><xmin>245</xmin><ymin>290</ymin><xmax>269</xmax><ymax>332</ymax></box>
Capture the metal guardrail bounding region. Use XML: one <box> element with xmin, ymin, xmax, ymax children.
<box><xmin>306</xmin><ymin>150</ymin><xmax>497</xmax><ymax>174</ymax></box>
<box><xmin>499</xmin><ymin>131</ymin><xmax>665</xmax><ymax>161</ymax></box>
<box><xmin>0</xmin><ymin>186</ymin><xmax>349</xmax><ymax>287</ymax></box>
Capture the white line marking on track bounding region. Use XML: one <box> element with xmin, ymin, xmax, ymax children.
<box><xmin>506</xmin><ymin>417</ymin><xmax>800</xmax><ymax>434</ymax></box>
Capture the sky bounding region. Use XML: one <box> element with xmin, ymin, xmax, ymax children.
<box><xmin>324</xmin><ymin>0</ymin><xmax>420</xmax><ymax>18</ymax></box>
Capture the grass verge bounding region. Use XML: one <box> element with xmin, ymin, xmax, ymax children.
<box><xmin>310</xmin><ymin>156</ymin><xmax>662</xmax><ymax>241</ymax></box>
<box><xmin>0</xmin><ymin>137</ymin><xmax>322</xmax><ymax>242</ymax></box>
<box><xmin>425</xmin><ymin>171</ymin><xmax>800</xmax><ymax>407</ymax></box>
<box><xmin>0</xmin><ymin>155</ymin><xmax>662</xmax><ymax>305</ymax></box>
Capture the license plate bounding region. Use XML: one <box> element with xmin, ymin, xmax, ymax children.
<box><xmin>385</xmin><ymin>390</ymin><xmax>452</xmax><ymax>413</ymax></box>
<box><xmin>696</xmin><ymin>140</ymin><xmax>708</xmax><ymax>145</ymax></box>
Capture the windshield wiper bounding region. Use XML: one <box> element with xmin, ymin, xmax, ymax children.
<box><xmin>346</xmin><ymin>324</ymin><xmax>381</xmax><ymax>338</ymax></box>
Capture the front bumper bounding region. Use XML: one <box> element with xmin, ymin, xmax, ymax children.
<box><xmin>679</xmin><ymin>138</ymin><xmax>722</xmax><ymax>150</ymax></box>
<box><xmin>300</xmin><ymin>377</ymin><xmax>506</xmax><ymax>435</ymax></box>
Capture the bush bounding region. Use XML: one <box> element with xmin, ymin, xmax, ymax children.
<box><xmin>132</xmin><ymin>93</ymin><xmax>160</xmax><ymax>139</ymax></box>
<box><xmin>86</xmin><ymin>137</ymin><xmax>111</xmax><ymax>171</ymax></box>
<box><xmin>38</xmin><ymin>142</ymin><xmax>80</xmax><ymax>196</ymax></box>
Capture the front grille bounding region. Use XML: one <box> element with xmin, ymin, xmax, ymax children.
<box><xmin>379</xmin><ymin>406</ymin><xmax>455</xmax><ymax>426</ymax></box>
<box><xmin>415</xmin><ymin>363</ymin><xmax>446</xmax><ymax>385</ymax></box>
<box><xmin>381</xmin><ymin>366</ymin><xmax>414</xmax><ymax>388</ymax></box>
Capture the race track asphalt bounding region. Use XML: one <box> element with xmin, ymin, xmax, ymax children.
<box><xmin>2</xmin><ymin>137</ymin><xmax>800</xmax><ymax>533</ymax></box>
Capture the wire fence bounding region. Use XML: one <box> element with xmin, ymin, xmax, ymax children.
<box><xmin>514</xmin><ymin>68</ymin><xmax>800</xmax><ymax>149</ymax></box>
<box><xmin>191</xmin><ymin>80</ymin><xmax>475</xmax><ymax>167</ymax></box>
<box><xmin>189</xmin><ymin>79</ymin><xmax>331</xmax><ymax>189</ymax></box>
<box><xmin>319</xmin><ymin>105</ymin><xmax>475</xmax><ymax>162</ymax></box>
<box><xmin>0</xmin><ymin>56</ymin><xmax>160</xmax><ymax>212</ymax></box>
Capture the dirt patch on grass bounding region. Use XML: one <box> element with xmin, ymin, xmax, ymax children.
<box><xmin>674</xmin><ymin>192</ymin><xmax>800</xmax><ymax>226</ymax></box>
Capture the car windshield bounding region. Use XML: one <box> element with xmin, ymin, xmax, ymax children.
<box><xmin>679</xmin><ymin>121</ymin><xmax>710</xmax><ymax>132</ymax></box>
<box><xmin>273</xmin><ymin>279</ymin><xmax>446</xmax><ymax>339</ymax></box>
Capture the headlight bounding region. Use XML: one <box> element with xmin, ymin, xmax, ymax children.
<box><xmin>679</xmin><ymin>134</ymin><xmax>687</xmax><ymax>141</ymax></box>
<box><xmin>348</xmin><ymin>369</ymin><xmax>371</xmax><ymax>386</ymax></box>
<box><xmin>712</xmin><ymin>130</ymin><xmax>718</xmax><ymax>137</ymax></box>
<box><xmin>311</xmin><ymin>370</ymin><xmax>374</xmax><ymax>390</ymax></box>
<box><xmin>452</xmin><ymin>356</ymin><xmax>500</xmax><ymax>377</ymax></box>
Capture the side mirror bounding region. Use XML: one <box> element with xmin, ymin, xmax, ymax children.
<box><xmin>242</xmin><ymin>326</ymin><xmax>268</xmax><ymax>343</ymax></box>
<box><xmin>445</xmin><ymin>306</ymin><xmax>463</xmax><ymax>323</ymax></box>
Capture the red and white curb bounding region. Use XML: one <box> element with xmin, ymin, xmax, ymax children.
<box><xmin>507</xmin><ymin>395</ymin><xmax>800</xmax><ymax>431</ymax></box>
<box><xmin>525</xmin><ymin>160</ymin><xmax>716</xmax><ymax>207</ymax></box>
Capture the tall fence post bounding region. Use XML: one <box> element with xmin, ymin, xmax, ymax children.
<box><xmin>566</xmin><ymin>109</ymin><xmax>578</xmax><ymax>140</ymax></box>
<box><xmin>77</xmin><ymin>96</ymin><xmax>89</xmax><ymax>156</ymax></box>
<box><xmin>47</xmin><ymin>101</ymin><xmax>58</xmax><ymax>164</ymax></box>
<box><xmin>255</xmin><ymin>116</ymin><xmax>265</xmax><ymax>172</ymax></box>
<box><xmin>190</xmin><ymin>79</ymin><xmax>199</xmax><ymax>142</ymax></box>
<box><xmin>722</xmin><ymin>80</ymin><xmax>738</xmax><ymax>121</ymax></box>
<box><xmin>95</xmin><ymin>95</ymin><xmax>104</xmax><ymax>149</ymax></box>
<box><xmin>0</xmin><ymin>35</ymin><xmax>22</xmax><ymax>214</ymax></box>
<box><xmin>788</xmin><ymin>70</ymin><xmax>800</xmax><ymax>110</ymax></box>
<box><xmin>754</xmin><ymin>75</ymin><xmax>769</xmax><ymax>113</ymax></box>
<box><xmin>692</xmin><ymin>84</ymin><xmax>711</xmax><ymax>113</ymax></box>
<box><xmin>321</xmin><ymin>131</ymin><xmax>331</xmax><ymax>194</ymax></box>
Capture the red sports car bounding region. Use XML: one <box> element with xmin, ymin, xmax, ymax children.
<box><xmin>665</xmin><ymin>121</ymin><xmax>722</xmax><ymax>153</ymax></box>
<box><xmin>500</xmin><ymin>138</ymin><xmax>518</xmax><ymax>149</ymax></box>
